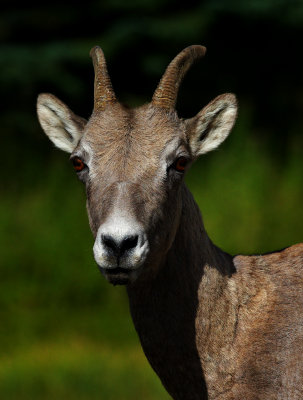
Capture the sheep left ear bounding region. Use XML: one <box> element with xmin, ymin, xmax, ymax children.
<box><xmin>37</xmin><ymin>93</ymin><xmax>87</xmax><ymax>153</ymax></box>
<box><xmin>186</xmin><ymin>93</ymin><xmax>237</xmax><ymax>156</ymax></box>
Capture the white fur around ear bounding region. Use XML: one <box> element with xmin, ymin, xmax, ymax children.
<box><xmin>187</xmin><ymin>93</ymin><xmax>237</xmax><ymax>156</ymax></box>
<box><xmin>37</xmin><ymin>93</ymin><xmax>87</xmax><ymax>153</ymax></box>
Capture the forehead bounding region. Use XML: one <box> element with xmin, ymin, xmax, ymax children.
<box><xmin>81</xmin><ymin>104</ymin><xmax>185</xmax><ymax>169</ymax></box>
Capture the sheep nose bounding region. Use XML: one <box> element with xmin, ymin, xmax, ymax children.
<box><xmin>101</xmin><ymin>234</ymin><xmax>139</xmax><ymax>258</ymax></box>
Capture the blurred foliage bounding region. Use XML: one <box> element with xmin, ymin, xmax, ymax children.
<box><xmin>1</xmin><ymin>0</ymin><xmax>303</xmax><ymax>399</ymax></box>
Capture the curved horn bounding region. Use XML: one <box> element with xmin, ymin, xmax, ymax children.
<box><xmin>152</xmin><ymin>45</ymin><xmax>207</xmax><ymax>110</ymax></box>
<box><xmin>90</xmin><ymin>46</ymin><xmax>116</xmax><ymax>111</ymax></box>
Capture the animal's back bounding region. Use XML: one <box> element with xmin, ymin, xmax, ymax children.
<box><xmin>229</xmin><ymin>243</ymin><xmax>303</xmax><ymax>399</ymax></box>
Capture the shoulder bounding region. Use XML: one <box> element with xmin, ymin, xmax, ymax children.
<box><xmin>233</xmin><ymin>242</ymin><xmax>303</xmax><ymax>273</ymax></box>
<box><xmin>230</xmin><ymin>243</ymin><xmax>303</xmax><ymax>307</ymax></box>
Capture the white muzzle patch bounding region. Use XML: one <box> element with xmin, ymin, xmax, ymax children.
<box><xmin>93</xmin><ymin>211</ymin><xmax>149</xmax><ymax>271</ymax></box>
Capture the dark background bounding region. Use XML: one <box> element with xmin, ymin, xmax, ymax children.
<box><xmin>1</xmin><ymin>1</ymin><xmax>303</xmax><ymax>398</ymax></box>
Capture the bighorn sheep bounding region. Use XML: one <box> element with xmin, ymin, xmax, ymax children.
<box><xmin>37</xmin><ymin>45</ymin><xmax>303</xmax><ymax>399</ymax></box>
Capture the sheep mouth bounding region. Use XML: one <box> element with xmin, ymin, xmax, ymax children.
<box><xmin>99</xmin><ymin>267</ymin><xmax>132</xmax><ymax>285</ymax></box>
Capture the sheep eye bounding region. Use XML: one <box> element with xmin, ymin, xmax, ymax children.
<box><xmin>71</xmin><ymin>157</ymin><xmax>86</xmax><ymax>172</ymax></box>
<box><xmin>173</xmin><ymin>157</ymin><xmax>188</xmax><ymax>173</ymax></box>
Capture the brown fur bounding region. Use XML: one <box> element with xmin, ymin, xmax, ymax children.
<box><xmin>37</xmin><ymin>46</ymin><xmax>303</xmax><ymax>399</ymax></box>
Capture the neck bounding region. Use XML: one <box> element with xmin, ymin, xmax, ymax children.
<box><xmin>127</xmin><ymin>184</ymin><xmax>236</xmax><ymax>400</ymax></box>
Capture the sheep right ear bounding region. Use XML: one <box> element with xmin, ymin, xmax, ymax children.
<box><xmin>37</xmin><ymin>93</ymin><xmax>87</xmax><ymax>153</ymax></box>
<box><xmin>186</xmin><ymin>93</ymin><xmax>237</xmax><ymax>157</ymax></box>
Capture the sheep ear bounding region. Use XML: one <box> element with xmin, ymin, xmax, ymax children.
<box><xmin>186</xmin><ymin>93</ymin><xmax>237</xmax><ymax>156</ymax></box>
<box><xmin>37</xmin><ymin>93</ymin><xmax>87</xmax><ymax>153</ymax></box>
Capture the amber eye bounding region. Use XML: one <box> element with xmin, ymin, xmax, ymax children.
<box><xmin>71</xmin><ymin>157</ymin><xmax>86</xmax><ymax>172</ymax></box>
<box><xmin>174</xmin><ymin>157</ymin><xmax>188</xmax><ymax>173</ymax></box>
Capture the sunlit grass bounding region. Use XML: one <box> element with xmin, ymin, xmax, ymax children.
<box><xmin>187</xmin><ymin>125</ymin><xmax>303</xmax><ymax>254</ymax></box>
<box><xmin>0</xmin><ymin>339</ymin><xmax>169</xmax><ymax>400</ymax></box>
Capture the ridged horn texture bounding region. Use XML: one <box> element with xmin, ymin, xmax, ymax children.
<box><xmin>90</xmin><ymin>46</ymin><xmax>116</xmax><ymax>111</ymax></box>
<box><xmin>152</xmin><ymin>45</ymin><xmax>207</xmax><ymax>110</ymax></box>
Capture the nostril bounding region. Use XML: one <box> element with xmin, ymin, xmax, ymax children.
<box><xmin>101</xmin><ymin>235</ymin><xmax>118</xmax><ymax>252</ymax></box>
<box><xmin>101</xmin><ymin>233</ymin><xmax>139</xmax><ymax>258</ymax></box>
<box><xmin>120</xmin><ymin>235</ymin><xmax>138</xmax><ymax>254</ymax></box>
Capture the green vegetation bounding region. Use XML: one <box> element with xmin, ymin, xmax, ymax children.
<box><xmin>1</xmin><ymin>1</ymin><xmax>303</xmax><ymax>398</ymax></box>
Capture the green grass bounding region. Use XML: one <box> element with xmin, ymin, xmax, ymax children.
<box><xmin>0</xmin><ymin>339</ymin><xmax>168</xmax><ymax>400</ymax></box>
<box><xmin>187</xmin><ymin>126</ymin><xmax>303</xmax><ymax>255</ymax></box>
<box><xmin>0</xmin><ymin>121</ymin><xmax>302</xmax><ymax>399</ymax></box>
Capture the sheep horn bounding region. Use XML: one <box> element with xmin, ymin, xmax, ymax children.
<box><xmin>152</xmin><ymin>45</ymin><xmax>207</xmax><ymax>110</ymax></box>
<box><xmin>90</xmin><ymin>46</ymin><xmax>117</xmax><ymax>111</ymax></box>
